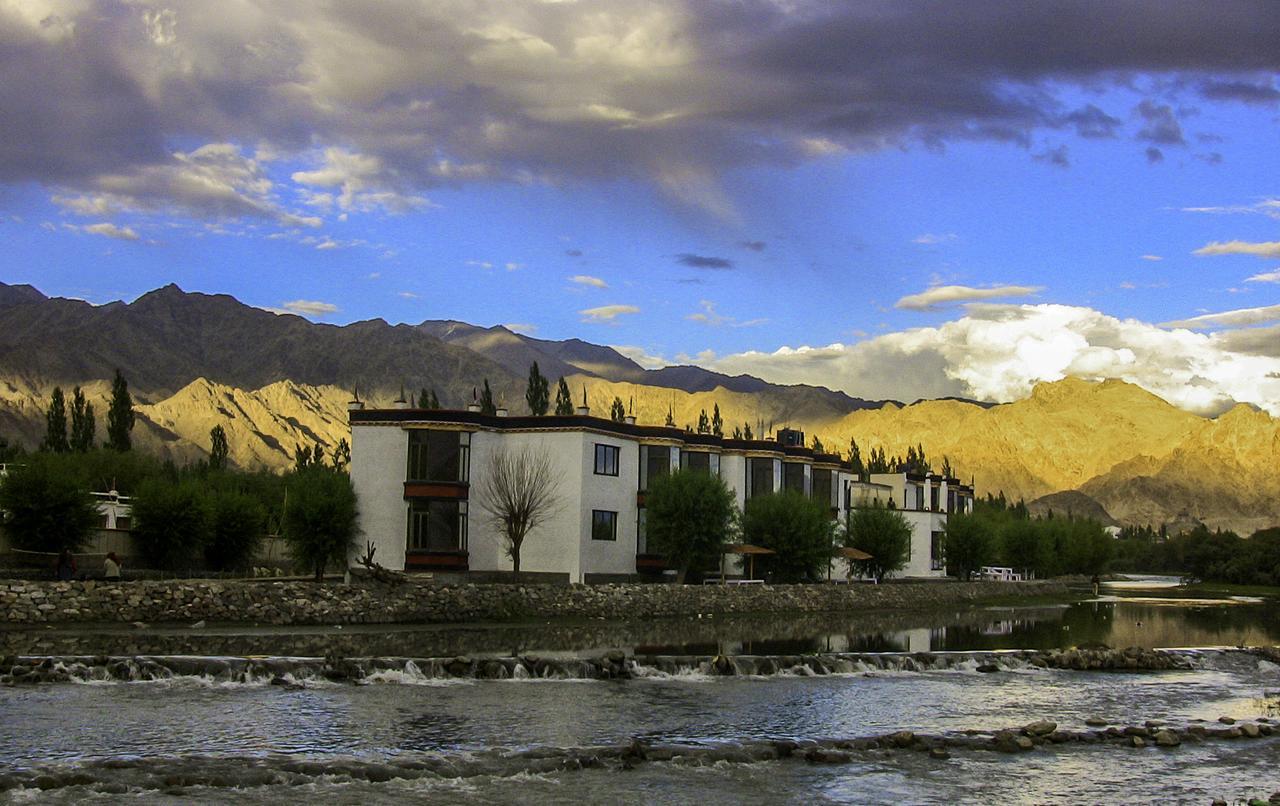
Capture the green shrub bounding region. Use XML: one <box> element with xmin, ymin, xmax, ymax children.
<box><xmin>644</xmin><ymin>469</ymin><xmax>737</xmax><ymax>583</ymax></box>
<box><xmin>846</xmin><ymin>505</ymin><xmax>911</xmax><ymax>582</ymax></box>
<box><xmin>740</xmin><ymin>491</ymin><xmax>834</xmax><ymax>583</ymax></box>
<box><xmin>132</xmin><ymin>479</ymin><xmax>212</xmax><ymax>571</ymax></box>
<box><xmin>205</xmin><ymin>489</ymin><xmax>266</xmax><ymax>571</ymax></box>
<box><xmin>942</xmin><ymin>511</ymin><xmax>994</xmax><ymax>580</ymax></box>
<box><xmin>283</xmin><ymin>468</ymin><xmax>359</xmax><ymax>581</ymax></box>
<box><xmin>0</xmin><ymin>454</ymin><xmax>98</xmax><ymax>552</ymax></box>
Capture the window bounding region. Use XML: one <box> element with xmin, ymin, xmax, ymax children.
<box><xmin>748</xmin><ymin>458</ymin><xmax>774</xmax><ymax>498</ymax></box>
<box><xmin>594</xmin><ymin>443</ymin><xmax>620</xmax><ymax>476</ymax></box>
<box><xmin>931</xmin><ymin>531</ymin><xmax>945</xmax><ymax>571</ymax></box>
<box><xmin>931</xmin><ymin>486</ymin><xmax>940</xmax><ymax>512</ymax></box>
<box><xmin>408</xmin><ymin>500</ymin><xmax>468</xmax><ymax>551</ymax></box>
<box><xmin>783</xmin><ymin>462</ymin><xmax>805</xmax><ymax>494</ymax></box>
<box><xmin>591</xmin><ymin>510</ymin><xmax>618</xmax><ymax>541</ymax></box>
<box><xmin>643</xmin><ymin>445</ymin><xmax>670</xmax><ymax>488</ymax></box>
<box><xmin>681</xmin><ymin>450</ymin><xmax>712</xmax><ymax>474</ymax></box>
<box><xmin>407</xmin><ymin>430</ymin><xmax>469</xmax><ymax>482</ymax></box>
<box><xmin>812</xmin><ymin>469</ymin><xmax>832</xmax><ymax>506</ymax></box>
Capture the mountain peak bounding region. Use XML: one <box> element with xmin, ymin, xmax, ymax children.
<box><xmin>0</xmin><ymin>282</ymin><xmax>48</xmax><ymax>308</ymax></box>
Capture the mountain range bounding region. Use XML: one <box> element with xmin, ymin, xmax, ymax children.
<box><xmin>1</xmin><ymin>282</ymin><xmax>1276</xmax><ymax>535</ymax></box>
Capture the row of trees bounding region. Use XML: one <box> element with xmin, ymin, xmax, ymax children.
<box><xmin>641</xmin><ymin>470</ymin><xmax>916</xmax><ymax>583</ymax></box>
<box><xmin>940</xmin><ymin>498</ymin><xmax>1114</xmax><ymax>580</ymax></box>
<box><xmin>40</xmin><ymin>370</ymin><xmax>135</xmax><ymax>454</ymax></box>
<box><xmin>1111</xmin><ymin>524</ymin><xmax>1280</xmax><ymax>586</ymax></box>
<box><xmin>0</xmin><ymin>431</ymin><xmax>358</xmax><ymax>579</ymax></box>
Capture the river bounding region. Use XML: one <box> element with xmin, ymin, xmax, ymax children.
<box><xmin>1</xmin><ymin>577</ymin><xmax>1278</xmax><ymax>803</ymax></box>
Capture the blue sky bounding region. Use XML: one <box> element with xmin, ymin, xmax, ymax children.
<box><xmin>2</xmin><ymin>1</ymin><xmax>1279</xmax><ymax>413</ymax></box>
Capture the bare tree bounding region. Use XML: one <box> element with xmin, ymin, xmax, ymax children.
<box><xmin>477</xmin><ymin>448</ymin><xmax>561</xmax><ymax>577</ymax></box>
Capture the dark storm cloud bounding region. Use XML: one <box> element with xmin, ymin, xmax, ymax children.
<box><xmin>1135</xmin><ymin>101</ymin><xmax>1185</xmax><ymax>146</ymax></box>
<box><xmin>1201</xmin><ymin>79</ymin><xmax>1280</xmax><ymax>104</ymax></box>
<box><xmin>4</xmin><ymin>1</ymin><xmax>1280</xmax><ymax>218</ymax></box>
<box><xmin>1146</xmin><ymin>147</ymin><xmax>1165</xmax><ymax>163</ymax></box>
<box><xmin>740</xmin><ymin>240</ymin><xmax>767</xmax><ymax>252</ymax></box>
<box><xmin>1034</xmin><ymin>145</ymin><xmax>1070</xmax><ymax>168</ymax></box>
<box><xmin>675</xmin><ymin>254</ymin><xmax>734</xmax><ymax>270</ymax></box>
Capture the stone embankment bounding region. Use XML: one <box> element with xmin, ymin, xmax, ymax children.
<box><xmin>0</xmin><ymin>578</ymin><xmax>1066</xmax><ymax>626</ymax></box>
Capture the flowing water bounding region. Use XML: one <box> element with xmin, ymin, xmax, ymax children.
<box><xmin>2</xmin><ymin>577</ymin><xmax>1278</xmax><ymax>804</ymax></box>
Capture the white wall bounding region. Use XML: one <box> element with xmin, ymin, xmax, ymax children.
<box><xmin>351</xmin><ymin>424</ymin><xmax>409</xmax><ymax>570</ymax></box>
<box><xmin>468</xmin><ymin>430</ymin><xmax>585</xmax><ymax>578</ymax></box>
<box><xmin>578</xmin><ymin>434</ymin><xmax>641</xmax><ymax>579</ymax></box>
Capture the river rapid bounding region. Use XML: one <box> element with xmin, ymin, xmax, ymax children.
<box><xmin>2</xmin><ymin>577</ymin><xmax>1278</xmax><ymax>804</ymax></box>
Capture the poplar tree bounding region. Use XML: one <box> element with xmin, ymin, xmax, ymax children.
<box><xmin>105</xmin><ymin>369</ymin><xmax>135</xmax><ymax>452</ymax></box>
<box><xmin>665</xmin><ymin>404</ymin><xmax>676</xmax><ymax>427</ymax></box>
<box><xmin>525</xmin><ymin>362</ymin><xmax>550</xmax><ymax>415</ymax></box>
<box><xmin>479</xmin><ymin>379</ymin><xmax>497</xmax><ymax>415</ymax></box>
<box><xmin>209</xmin><ymin>424</ymin><xmax>229</xmax><ymax>470</ymax></box>
<box><xmin>711</xmin><ymin>404</ymin><xmax>723</xmax><ymax>437</ymax></box>
<box><xmin>609</xmin><ymin>396</ymin><xmax>626</xmax><ymax>422</ymax></box>
<box><xmin>69</xmin><ymin>386</ymin><xmax>95</xmax><ymax>453</ymax></box>
<box><xmin>696</xmin><ymin>409</ymin><xmax>710</xmax><ymax>434</ymax></box>
<box><xmin>41</xmin><ymin>387</ymin><xmax>69</xmax><ymax>453</ymax></box>
<box><xmin>554</xmin><ymin>377</ymin><xmax>574</xmax><ymax>415</ymax></box>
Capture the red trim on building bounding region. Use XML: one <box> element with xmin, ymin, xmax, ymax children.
<box><xmin>405</xmin><ymin>551</ymin><xmax>469</xmax><ymax>571</ymax></box>
<box><xmin>404</xmin><ymin>481</ymin><xmax>469</xmax><ymax>499</ymax></box>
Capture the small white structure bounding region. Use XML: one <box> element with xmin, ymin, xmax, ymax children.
<box><xmin>90</xmin><ymin>490</ymin><xmax>133</xmax><ymax>531</ymax></box>
<box><xmin>349</xmin><ymin>405</ymin><xmax>974</xmax><ymax>583</ymax></box>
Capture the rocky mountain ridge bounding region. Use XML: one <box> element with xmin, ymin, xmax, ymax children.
<box><xmin>1</xmin><ymin>282</ymin><xmax>1276</xmax><ymax>534</ymax></box>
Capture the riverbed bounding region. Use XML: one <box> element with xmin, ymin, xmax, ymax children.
<box><xmin>2</xmin><ymin>577</ymin><xmax>1277</xmax><ymax>803</ymax></box>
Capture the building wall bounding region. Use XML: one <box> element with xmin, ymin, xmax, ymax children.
<box><xmin>577</xmin><ymin>433</ymin><xmax>640</xmax><ymax>580</ymax></box>
<box><xmin>351</xmin><ymin>424</ymin><xmax>410</xmax><ymax>570</ymax></box>
<box><xmin>467</xmin><ymin>430</ymin><xmax>588</xmax><ymax>578</ymax></box>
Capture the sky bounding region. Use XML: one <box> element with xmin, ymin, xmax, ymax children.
<box><xmin>2</xmin><ymin>0</ymin><xmax>1280</xmax><ymax>415</ymax></box>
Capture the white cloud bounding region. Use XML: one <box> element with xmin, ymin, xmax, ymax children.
<box><xmin>1161</xmin><ymin>303</ymin><xmax>1280</xmax><ymax>330</ymax></box>
<box><xmin>292</xmin><ymin>148</ymin><xmax>431</xmax><ymax>214</ymax></box>
<box><xmin>1194</xmin><ymin>240</ymin><xmax>1280</xmax><ymax>258</ymax></box>
<box><xmin>398</xmin><ymin>291</ymin><xmax>420</xmax><ymax>299</ymax></box>
<box><xmin>1141</xmin><ymin>254</ymin><xmax>1163</xmax><ymax>261</ymax></box>
<box><xmin>79</xmin><ymin>222</ymin><xmax>139</xmax><ymax>241</ymax></box>
<box><xmin>281</xmin><ymin>299</ymin><xmax>339</xmax><ymax>317</ymax></box>
<box><xmin>913</xmin><ymin>233</ymin><xmax>957</xmax><ymax>245</ymax></box>
<box><xmin>1182</xmin><ymin>199</ymin><xmax>1280</xmax><ymax>220</ymax></box>
<box><xmin>611</xmin><ymin>345</ymin><xmax>670</xmax><ymax>369</ymax></box>
<box><xmin>570</xmin><ymin>274</ymin><xmax>608</xmax><ymax>288</ymax></box>
<box><xmin>1245</xmin><ymin>269</ymin><xmax>1280</xmax><ymax>284</ymax></box>
<box><xmin>580</xmin><ymin>304</ymin><xmax>640</xmax><ymax>323</ymax></box>
<box><xmin>685</xmin><ymin>300</ymin><xmax>767</xmax><ymax>328</ymax></box>
<box><xmin>705</xmin><ymin>303</ymin><xmax>1280</xmax><ymax>416</ymax></box>
<box><xmin>504</xmin><ymin>322</ymin><xmax>537</xmax><ymax>335</ymax></box>
<box><xmin>895</xmin><ymin>284</ymin><xmax>1042</xmax><ymax>311</ymax></box>
<box><xmin>467</xmin><ymin>260</ymin><xmax>494</xmax><ymax>269</ymax></box>
<box><xmin>504</xmin><ymin>262</ymin><xmax>523</xmax><ymax>271</ymax></box>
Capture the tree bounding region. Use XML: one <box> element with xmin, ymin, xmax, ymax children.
<box><xmin>743</xmin><ymin>422</ymin><xmax>754</xmax><ymax>440</ymax></box>
<box><xmin>696</xmin><ymin>409</ymin><xmax>710</xmax><ymax>434</ymax></box>
<box><xmin>208</xmin><ymin>425</ymin><xmax>229</xmax><ymax>470</ymax></box>
<box><xmin>69</xmin><ymin>387</ymin><xmax>95</xmax><ymax>453</ymax></box>
<box><xmin>1000</xmin><ymin>518</ymin><xmax>1046</xmax><ymax>578</ymax></box>
<box><xmin>331</xmin><ymin>438</ymin><xmax>351</xmax><ymax>470</ymax></box>
<box><xmin>479</xmin><ymin>379</ymin><xmax>497</xmax><ymax>415</ymax></box>
<box><xmin>476</xmin><ymin>447</ymin><xmax>561</xmax><ymax>576</ymax></box>
<box><xmin>0</xmin><ymin>455</ymin><xmax>98</xmax><ymax>553</ymax></box>
<box><xmin>942</xmin><ymin>511</ymin><xmax>993</xmax><ymax>581</ymax></box>
<box><xmin>941</xmin><ymin>455</ymin><xmax>954</xmax><ymax>479</ymax></box>
<box><xmin>741</xmin><ymin>491</ymin><xmax>835</xmax><ymax>583</ymax></box>
<box><xmin>41</xmin><ymin>387</ymin><xmax>70</xmax><ymax>454</ymax></box>
<box><xmin>418</xmin><ymin>388</ymin><xmax>439</xmax><ymax>409</ymax></box>
<box><xmin>609</xmin><ymin>396</ymin><xmax>626</xmax><ymax>422</ymax></box>
<box><xmin>204</xmin><ymin>489</ymin><xmax>265</xmax><ymax>571</ymax></box>
<box><xmin>665</xmin><ymin>405</ymin><xmax>676</xmax><ymax>427</ymax></box>
<box><xmin>846</xmin><ymin>505</ymin><xmax>912</xmax><ymax>582</ymax></box>
<box><xmin>811</xmin><ymin>435</ymin><xmax>825</xmax><ymax>453</ymax></box>
<box><xmin>104</xmin><ymin>370</ymin><xmax>135</xmax><ymax>452</ymax></box>
<box><xmin>848</xmin><ymin>439</ymin><xmax>864</xmax><ymax>476</ymax></box>
<box><xmin>283</xmin><ymin>467</ymin><xmax>360</xmax><ymax>581</ymax></box>
<box><xmin>526</xmin><ymin>362</ymin><xmax>550</xmax><ymax>415</ymax></box>
<box><xmin>554</xmin><ymin>377</ymin><xmax>574</xmax><ymax>415</ymax></box>
<box><xmin>644</xmin><ymin>469</ymin><xmax>737</xmax><ymax>583</ymax></box>
<box><xmin>132</xmin><ymin>479</ymin><xmax>212</xmax><ymax>571</ymax></box>
<box><xmin>711</xmin><ymin>404</ymin><xmax>723</xmax><ymax>437</ymax></box>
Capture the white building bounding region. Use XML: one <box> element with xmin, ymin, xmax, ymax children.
<box><xmin>349</xmin><ymin>400</ymin><xmax>973</xmax><ymax>583</ymax></box>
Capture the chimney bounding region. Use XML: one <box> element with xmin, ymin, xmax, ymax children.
<box><xmin>347</xmin><ymin>386</ymin><xmax>365</xmax><ymax>411</ymax></box>
<box><xmin>467</xmin><ymin>386</ymin><xmax>481</xmax><ymax>413</ymax></box>
<box><xmin>624</xmin><ymin>396</ymin><xmax>636</xmax><ymax>425</ymax></box>
<box><xmin>496</xmin><ymin>404</ymin><xmax>508</xmax><ymax>417</ymax></box>
<box><xmin>393</xmin><ymin>384</ymin><xmax>409</xmax><ymax>410</ymax></box>
<box><xmin>575</xmin><ymin>384</ymin><xmax>590</xmax><ymax>416</ymax></box>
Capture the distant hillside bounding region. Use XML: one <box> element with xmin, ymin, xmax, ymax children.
<box><xmin>1</xmin><ymin>282</ymin><xmax>1277</xmax><ymax>534</ymax></box>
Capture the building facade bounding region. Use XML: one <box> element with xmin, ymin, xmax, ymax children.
<box><xmin>349</xmin><ymin>401</ymin><xmax>973</xmax><ymax>583</ymax></box>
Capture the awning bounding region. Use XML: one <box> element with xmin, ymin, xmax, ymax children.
<box><xmin>834</xmin><ymin>546</ymin><xmax>873</xmax><ymax>561</ymax></box>
<box><xmin>722</xmin><ymin>543</ymin><xmax>777</xmax><ymax>555</ymax></box>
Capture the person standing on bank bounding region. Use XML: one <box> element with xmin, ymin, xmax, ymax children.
<box><xmin>55</xmin><ymin>549</ymin><xmax>76</xmax><ymax>581</ymax></box>
<box><xmin>103</xmin><ymin>552</ymin><xmax>122</xmax><ymax>582</ymax></box>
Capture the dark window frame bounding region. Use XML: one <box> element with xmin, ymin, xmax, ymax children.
<box><xmin>407</xmin><ymin>430</ymin><xmax>470</xmax><ymax>483</ymax></box>
<box><xmin>594</xmin><ymin>443</ymin><xmax>620</xmax><ymax>476</ymax></box>
<box><xmin>407</xmin><ymin>499</ymin><xmax>469</xmax><ymax>552</ymax></box>
<box><xmin>591</xmin><ymin>509</ymin><xmax>618</xmax><ymax>541</ymax></box>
